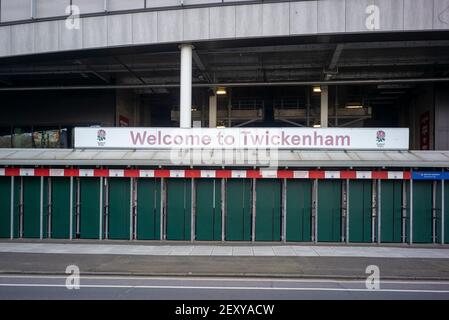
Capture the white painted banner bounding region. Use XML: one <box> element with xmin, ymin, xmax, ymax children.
<box><xmin>74</xmin><ymin>127</ymin><xmax>409</xmax><ymax>150</ymax></box>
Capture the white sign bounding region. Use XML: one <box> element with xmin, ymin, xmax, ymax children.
<box><xmin>74</xmin><ymin>127</ymin><xmax>409</xmax><ymax>150</ymax></box>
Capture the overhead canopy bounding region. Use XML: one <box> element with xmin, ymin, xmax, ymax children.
<box><xmin>0</xmin><ymin>149</ymin><xmax>448</xmax><ymax>168</ymax></box>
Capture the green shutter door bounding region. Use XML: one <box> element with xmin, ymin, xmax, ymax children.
<box><xmin>317</xmin><ymin>180</ymin><xmax>341</xmax><ymax>242</ymax></box>
<box><xmin>255</xmin><ymin>179</ymin><xmax>281</xmax><ymax>241</ymax></box>
<box><xmin>0</xmin><ymin>177</ymin><xmax>11</xmax><ymax>238</ymax></box>
<box><xmin>445</xmin><ymin>182</ymin><xmax>449</xmax><ymax>244</ymax></box>
<box><xmin>226</xmin><ymin>179</ymin><xmax>252</xmax><ymax>241</ymax></box>
<box><xmin>196</xmin><ymin>179</ymin><xmax>222</xmax><ymax>241</ymax></box>
<box><xmin>12</xmin><ymin>178</ymin><xmax>20</xmax><ymax>238</ymax></box>
<box><xmin>166</xmin><ymin>179</ymin><xmax>191</xmax><ymax>241</ymax></box>
<box><xmin>380</xmin><ymin>181</ymin><xmax>402</xmax><ymax>243</ymax></box>
<box><xmin>108</xmin><ymin>178</ymin><xmax>131</xmax><ymax>240</ymax></box>
<box><xmin>51</xmin><ymin>178</ymin><xmax>72</xmax><ymax>239</ymax></box>
<box><xmin>23</xmin><ymin>177</ymin><xmax>47</xmax><ymax>238</ymax></box>
<box><xmin>4</xmin><ymin>178</ymin><xmax>20</xmax><ymax>239</ymax></box>
<box><xmin>286</xmin><ymin>180</ymin><xmax>312</xmax><ymax>242</ymax></box>
<box><xmin>413</xmin><ymin>181</ymin><xmax>433</xmax><ymax>243</ymax></box>
<box><xmin>137</xmin><ymin>178</ymin><xmax>161</xmax><ymax>240</ymax></box>
<box><xmin>79</xmin><ymin>178</ymin><xmax>101</xmax><ymax>239</ymax></box>
<box><xmin>349</xmin><ymin>180</ymin><xmax>372</xmax><ymax>243</ymax></box>
<box><xmin>436</xmin><ymin>181</ymin><xmax>443</xmax><ymax>243</ymax></box>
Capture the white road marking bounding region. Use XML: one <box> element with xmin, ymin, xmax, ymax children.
<box><xmin>0</xmin><ymin>283</ymin><xmax>448</xmax><ymax>293</ymax></box>
<box><xmin>0</xmin><ymin>275</ymin><xmax>449</xmax><ymax>285</ymax></box>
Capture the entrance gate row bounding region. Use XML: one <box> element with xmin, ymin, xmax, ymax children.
<box><xmin>0</xmin><ymin>176</ymin><xmax>447</xmax><ymax>244</ymax></box>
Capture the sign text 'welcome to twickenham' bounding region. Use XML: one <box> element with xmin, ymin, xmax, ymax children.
<box><xmin>74</xmin><ymin>128</ymin><xmax>409</xmax><ymax>150</ymax></box>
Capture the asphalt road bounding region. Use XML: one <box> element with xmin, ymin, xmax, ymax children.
<box><xmin>0</xmin><ymin>275</ymin><xmax>449</xmax><ymax>300</ymax></box>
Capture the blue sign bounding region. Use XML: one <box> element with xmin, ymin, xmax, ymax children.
<box><xmin>412</xmin><ymin>172</ymin><xmax>449</xmax><ymax>180</ymax></box>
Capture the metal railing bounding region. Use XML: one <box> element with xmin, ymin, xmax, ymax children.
<box><xmin>0</xmin><ymin>0</ymin><xmax>297</xmax><ymax>26</ymax></box>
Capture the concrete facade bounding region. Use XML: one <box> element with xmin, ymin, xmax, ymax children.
<box><xmin>0</xmin><ymin>0</ymin><xmax>448</xmax><ymax>58</ymax></box>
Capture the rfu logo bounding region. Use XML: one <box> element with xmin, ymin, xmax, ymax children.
<box><xmin>97</xmin><ymin>129</ymin><xmax>107</xmax><ymax>147</ymax></box>
<box><xmin>376</xmin><ymin>130</ymin><xmax>386</xmax><ymax>148</ymax></box>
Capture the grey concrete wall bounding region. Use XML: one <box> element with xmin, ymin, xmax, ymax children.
<box><xmin>0</xmin><ymin>0</ymin><xmax>448</xmax><ymax>58</ymax></box>
<box><xmin>435</xmin><ymin>84</ymin><xmax>449</xmax><ymax>150</ymax></box>
<box><xmin>0</xmin><ymin>91</ymin><xmax>116</xmax><ymax>126</ymax></box>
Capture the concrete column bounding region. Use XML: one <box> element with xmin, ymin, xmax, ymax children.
<box><xmin>306</xmin><ymin>88</ymin><xmax>311</xmax><ymax>127</ymax></box>
<box><xmin>320</xmin><ymin>85</ymin><xmax>329</xmax><ymax>128</ymax></box>
<box><xmin>180</xmin><ymin>44</ymin><xmax>193</xmax><ymax>128</ymax></box>
<box><xmin>227</xmin><ymin>89</ymin><xmax>232</xmax><ymax>127</ymax></box>
<box><xmin>209</xmin><ymin>94</ymin><xmax>217</xmax><ymax>128</ymax></box>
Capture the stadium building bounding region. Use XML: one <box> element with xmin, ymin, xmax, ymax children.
<box><xmin>0</xmin><ymin>0</ymin><xmax>448</xmax><ymax>244</ymax></box>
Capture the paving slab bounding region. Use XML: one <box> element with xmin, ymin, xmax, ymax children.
<box><xmin>190</xmin><ymin>246</ymin><xmax>214</xmax><ymax>256</ymax></box>
<box><xmin>253</xmin><ymin>247</ymin><xmax>275</xmax><ymax>256</ymax></box>
<box><xmin>272</xmin><ymin>246</ymin><xmax>296</xmax><ymax>256</ymax></box>
<box><xmin>169</xmin><ymin>246</ymin><xmax>194</xmax><ymax>256</ymax></box>
<box><xmin>211</xmin><ymin>247</ymin><xmax>233</xmax><ymax>256</ymax></box>
<box><xmin>232</xmin><ymin>247</ymin><xmax>254</xmax><ymax>256</ymax></box>
<box><xmin>291</xmin><ymin>247</ymin><xmax>319</xmax><ymax>256</ymax></box>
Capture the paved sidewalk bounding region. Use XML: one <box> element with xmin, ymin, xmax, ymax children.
<box><xmin>1</xmin><ymin>242</ymin><xmax>449</xmax><ymax>258</ymax></box>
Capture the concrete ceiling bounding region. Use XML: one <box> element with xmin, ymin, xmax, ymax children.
<box><xmin>0</xmin><ymin>38</ymin><xmax>448</xmax><ymax>85</ymax></box>
<box><xmin>0</xmin><ymin>35</ymin><xmax>448</xmax><ymax>111</ymax></box>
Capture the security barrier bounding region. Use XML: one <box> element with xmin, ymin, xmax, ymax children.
<box><xmin>348</xmin><ymin>180</ymin><xmax>372</xmax><ymax>243</ymax></box>
<box><xmin>441</xmin><ymin>181</ymin><xmax>449</xmax><ymax>243</ymax></box>
<box><xmin>136</xmin><ymin>178</ymin><xmax>161</xmax><ymax>240</ymax></box>
<box><xmin>379</xmin><ymin>180</ymin><xmax>405</xmax><ymax>243</ymax></box>
<box><xmin>317</xmin><ymin>180</ymin><xmax>341</xmax><ymax>242</ymax></box>
<box><xmin>413</xmin><ymin>181</ymin><xmax>433</xmax><ymax>243</ymax></box>
<box><xmin>0</xmin><ymin>168</ymin><xmax>447</xmax><ymax>244</ymax></box>
<box><xmin>22</xmin><ymin>177</ymin><xmax>46</xmax><ymax>239</ymax></box>
<box><xmin>195</xmin><ymin>179</ymin><xmax>222</xmax><ymax>241</ymax></box>
<box><xmin>49</xmin><ymin>177</ymin><xmax>73</xmax><ymax>239</ymax></box>
<box><xmin>108</xmin><ymin>178</ymin><xmax>131</xmax><ymax>240</ymax></box>
<box><xmin>285</xmin><ymin>180</ymin><xmax>312</xmax><ymax>242</ymax></box>
<box><xmin>255</xmin><ymin>179</ymin><xmax>282</xmax><ymax>241</ymax></box>
<box><xmin>225</xmin><ymin>179</ymin><xmax>252</xmax><ymax>241</ymax></box>
<box><xmin>166</xmin><ymin>178</ymin><xmax>191</xmax><ymax>241</ymax></box>
<box><xmin>78</xmin><ymin>177</ymin><xmax>101</xmax><ymax>239</ymax></box>
<box><xmin>0</xmin><ymin>177</ymin><xmax>10</xmax><ymax>238</ymax></box>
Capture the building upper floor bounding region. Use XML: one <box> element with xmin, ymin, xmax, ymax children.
<box><xmin>1</xmin><ymin>0</ymin><xmax>449</xmax><ymax>59</ymax></box>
